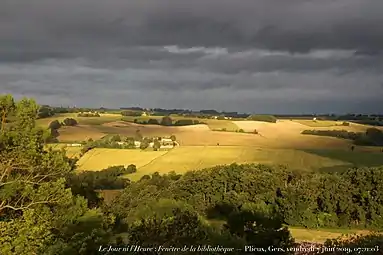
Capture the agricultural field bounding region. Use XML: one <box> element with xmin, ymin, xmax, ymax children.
<box><xmin>36</xmin><ymin>113</ymin><xmax>122</xmax><ymax>127</ymax></box>
<box><xmin>58</xmin><ymin>125</ymin><xmax>106</xmax><ymax>142</ymax></box>
<box><xmin>76</xmin><ymin>148</ymin><xmax>167</xmax><ymax>171</ymax></box>
<box><xmin>76</xmin><ymin>146</ymin><xmax>355</xmax><ymax>181</ymax></box>
<box><xmin>42</xmin><ymin>113</ymin><xmax>383</xmax><ymax>180</ymax></box>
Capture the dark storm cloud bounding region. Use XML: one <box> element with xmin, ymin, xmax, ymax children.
<box><xmin>1</xmin><ymin>0</ymin><xmax>383</xmax><ymax>113</ymax></box>
<box><xmin>2</xmin><ymin>0</ymin><xmax>383</xmax><ymax>54</ymax></box>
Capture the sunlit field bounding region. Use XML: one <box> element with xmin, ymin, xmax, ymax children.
<box><xmin>76</xmin><ymin>148</ymin><xmax>167</xmax><ymax>171</ymax></box>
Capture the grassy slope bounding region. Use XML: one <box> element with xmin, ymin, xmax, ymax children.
<box><xmin>303</xmin><ymin>149</ymin><xmax>383</xmax><ymax>172</ymax></box>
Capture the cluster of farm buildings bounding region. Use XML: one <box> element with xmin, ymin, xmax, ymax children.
<box><xmin>66</xmin><ymin>138</ymin><xmax>179</xmax><ymax>149</ymax></box>
<box><xmin>117</xmin><ymin>138</ymin><xmax>179</xmax><ymax>149</ymax></box>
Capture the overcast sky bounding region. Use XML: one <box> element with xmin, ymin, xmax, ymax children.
<box><xmin>1</xmin><ymin>0</ymin><xmax>383</xmax><ymax>114</ymax></box>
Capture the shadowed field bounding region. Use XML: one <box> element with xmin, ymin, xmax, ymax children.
<box><xmin>36</xmin><ymin>113</ymin><xmax>122</xmax><ymax>127</ymax></box>
<box><xmin>304</xmin><ymin>149</ymin><xmax>383</xmax><ymax>169</ymax></box>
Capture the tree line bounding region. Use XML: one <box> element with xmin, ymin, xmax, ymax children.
<box><xmin>126</xmin><ymin>116</ymin><xmax>202</xmax><ymax>126</ymax></box>
<box><xmin>302</xmin><ymin>128</ymin><xmax>383</xmax><ymax>146</ymax></box>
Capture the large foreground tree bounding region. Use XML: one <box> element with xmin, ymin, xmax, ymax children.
<box><xmin>0</xmin><ymin>95</ymin><xmax>116</xmax><ymax>255</ymax></box>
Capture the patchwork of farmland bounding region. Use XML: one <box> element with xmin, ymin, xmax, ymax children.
<box><xmin>42</xmin><ymin>113</ymin><xmax>383</xmax><ymax>181</ymax></box>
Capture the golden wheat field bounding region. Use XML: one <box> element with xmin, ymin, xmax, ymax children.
<box><xmin>77</xmin><ymin>146</ymin><xmax>350</xmax><ymax>181</ymax></box>
<box><xmin>76</xmin><ymin>148</ymin><xmax>167</xmax><ymax>171</ymax></box>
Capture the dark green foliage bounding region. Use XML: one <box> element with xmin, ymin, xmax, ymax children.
<box><xmin>247</xmin><ymin>114</ymin><xmax>277</xmax><ymax>123</ymax></box>
<box><xmin>140</xmin><ymin>139</ymin><xmax>149</xmax><ymax>150</ymax></box>
<box><xmin>37</xmin><ymin>105</ymin><xmax>55</xmax><ymax>119</ymax></box>
<box><xmin>113</xmin><ymin>163</ymin><xmax>383</xmax><ymax>230</ymax></box>
<box><xmin>302</xmin><ymin>130</ymin><xmax>362</xmax><ymax>140</ymax></box>
<box><xmin>49</xmin><ymin>120</ymin><xmax>61</xmax><ymax>130</ymax></box>
<box><xmin>238</xmin><ymin>129</ymin><xmax>244</xmax><ymax>133</ymax></box>
<box><xmin>153</xmin><ymin>139</ymin><xmax>161</xmax><ymax>151</ymax></box>
<box><xmin>0</xmin><ymin>95</ymin><xmax>118</xmax><ymax>255</ymax></box>
<box><xmin>351</xmin><ymin>120</ymin><xmax>383</xmax><ymax>126</ymax></box>
<box><xmin>341</xmin><ymin>121</ymin><xmax>350</xmax><ymax>126</ymax></box>
<box><xmin>135</xmin><ymin>130</ymin><xmax>143</xmax><ymax>141</ymax></box>
<box><xmin>147</xmin><ymin>118</ymin><xmax>159</xmax><ymax>125</ymax></box>
<box><xmin>174</xmin><ymin>119</ymin><xmax>195</xmax><ymax>126</ymax></box>
<box><xmin>121</xmin><ymin>110</ymin><xmax>142</xmax><ymax>117</ymax></box>
<box><xmin>160</xmin><ymin>116</ymin><xmax>173</xmax><ymax>126</ymax></box>
<box><xmin>67</xmin><ymin>165</ymin><xmax>134</xmax><ymax>207</ymax></box>
<box><xmin>225</xmin><ymin>206</ymin><xmax>294</xmax><ymax>253</ymax></box>
<box><xmin>82</xmin><ymin>135</ymin><xmax>137</xmax><ymax>151</ymax></box>
<box><xmin>69</xmin><ymin>165</ymin><xmax>132</xmax><ymax>191</ymax></box>
<box><xmin>302</xmin><ymin>128</ymin><xmax>383</xmax><ymax>146</ymax></box>
<box><xmin>77</xmin><ymin>112</ymin><xmax>100</xmax><ymax>117</ymax></box>
<box><xmin>81</xmin><ymin>143</ymin><xmax>96</xmax><ymax>155</ymax></box>
<box><xmin>127</xmin><ymin>208</ymin><xmax>210</xmax><ymax>249</ymax></box>
<box><xmin>110</xmin><ymin>135</ymin><xmax>121</xmax><ymax>142</ymax></box>
<box><xmin>62</xmin><ymin>118</ymin><xmax>78</xmax><ymax>126</ymax></box>
<box><xmin>126</xmin><ymin>164</ymin><xmax>137</xmax><ymax>174</ymax></box>
<box><xmin>46</xmin><ymin>128</ymin><xmax>60</xmax><ymax>143</ymax></box>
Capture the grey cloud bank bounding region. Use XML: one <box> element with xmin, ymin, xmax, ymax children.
<box><xmin>1</xmin><ymin>0</ymin><xmax>382</xmax><ymax>113</ymax></box>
